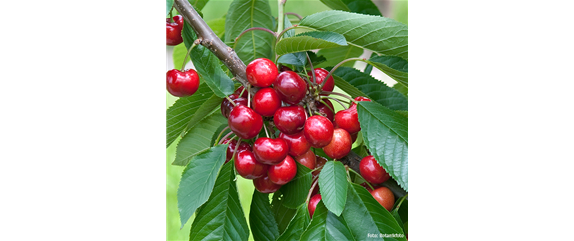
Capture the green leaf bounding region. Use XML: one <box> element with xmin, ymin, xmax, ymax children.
<box><xmin>182</xmin><ymin>22</ymin><xmax>235</xmax><ymax>97</ymax></box>
<box><xmin>210</xmin><ymin>123</ymin><xmax>232</xmax><ymax>146</ymax></box>
<box><xmin>172</xmin><ymin>43</ymin><xmax>187</xmax><ymax>71</ymax></box>
<box><xmin>320</xmin><ymin>0</ymin><xmax>382</xmax><ymax>16</ymax></box>
<box><xmin>284</xmin><ymin>13</ymin><xmax>295</xmax><ymax>38</ymax></box>
<box><xmin>271</xmin><ymin>191</ymin><xmax>298</xmax><ymax>234</ymax></box>
<box><xmin>319</xmin><ymin>0</ymin><xmax>350</xmax><ymax>11</ymax></box>
<box><xmin>315</xmin><ymin>45</ymin><xmax>364</xmax><ymax>68</ymax></box>
<box><xmin>182</xmin><ymin>95</ymin><xmax>224</xmax><ymax>133</ymax></box>
<box><xmin>357</xmin><ymin>101</ymin><xmax>408</xmax><ymax>191</ymax></box>
<box><xmin>177</xmin><ymin>144</ymin><xmax>228</xmax><ymax>228</ymax></box>
<box><xmin>277</xmin><ymin>52</ymin><xmax>307</xmax><ymax>66</ymax></box>
<box><xmin>188</xmin><ymin>161</ymin><xmax>250</xmax><ymax>241</ymax></box>
<box><xmin>279</xmin><ymin>162</ymin><xmax>312</xmax><ymax>208</ymax></box>
<box><xmin>188</xmin><ymin>0</ymin><xmax>209</xmax><ymax>10</ymax></box>
<box><xmin>300</xmin><ymin>10</ymin><xmax>408</xmax><ymax>61</ymax></box>
<box><xmin>173</xmin><ymin>113</ymin><xmax>228</xmax><ymax>166</ymax></box>
<box><xmin>225</xmin><ymin>0</ymin><xmax>274</xmax><ymax>64</ymax></box>
<box><xmin>391</xmin><ymin>197</ymin><xmax>408</xmax><ymax>235</ymax></box>
<box><xmin>318</xmin><ymin>161</ymin><xmax>348</xmax><ymax>216</ymax></box>
<box><xmin>393</xmin><ymin>82</ymin><xmax>408</xmax><ymax>97</ymax></box>
<box><xmin>333</xmin><ymin>67</ymin><xmax>407</xmax><ymax>111</ymax></box>
<box><xmin>250</xmin><ymin>192</ymin><xmax>280</xmax><ymax>241</ymax></box>
<box><xmin>366</xmin><ymin>55</ymin><xmax>408</xmax><ymax>88</ymax></box>
<box><xmin>395</xmin><ymin>110</ymin><xmax>408</xmax><ymax>118</ymax></box>
<box><xmin>206</xmin><ymin>17</ymin><xmax>226</xmax><ymax>39</ymax></box>
<box><xmin>342</xmin><ymin>183</ymin><xmax>406</xmax><ymax>240</ymax></box>
<box><xmin>166</xmin><ymin>83</ymin><xmax>214</xmax><ymax>148</ymax></box>
<box><xmin>276</xmin><ymin>31</ymin><xmax>347</xmax><ymax>56</ymax></box>
<box><xmin>277</xmin><ymin>204</ymin><xmax>310</xmax><ymax>241</ymax></box>
<box><xmin>167</xmin><ymin>0</ymin><xmax>174</xmax><ymax>17</ymax></box>
<box><xmin>300</xmin><ymin>201</ymin><xmax>356</xmax><ymax>240</ymax></box>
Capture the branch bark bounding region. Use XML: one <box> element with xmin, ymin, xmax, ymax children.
<box><xmin>173</xmin><ymin>0</ymin><xmax>258</xmax><ymax>95</ymax></box>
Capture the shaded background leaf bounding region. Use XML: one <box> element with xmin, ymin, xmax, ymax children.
<box><xmin>225</xmin><ymin>0</ymin><xmax>275</xmax><ymax>64</ymax></box>
<box><xmin>250</xmin><ymin>192</ymin><xmax>280</xmax><ymax>241</ymax></box>
<box><xmin>173</xmin><ymin>113</ymin><xmax>228</xmax><ymax>166</ymax></box>
<box><xmin>279</xmin><ymin>162</ymin><xmax>312</xmax><ymax>209</ymax></box>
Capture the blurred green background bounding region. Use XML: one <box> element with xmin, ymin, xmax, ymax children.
<box><xmin>167</xmin><ymin>1</ymin><xmax>407</xmax><ymax>240</ymax></box>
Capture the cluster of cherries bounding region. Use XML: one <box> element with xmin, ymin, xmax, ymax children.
<box><xmin>221</xmin><ymin>58</ymin><xmax>361</xmax><ymax>191</ymax></box>
<box><xmin>166</xmin><ymin>15</ymin><xmax>200</xmax><ymax>98</ymax></box>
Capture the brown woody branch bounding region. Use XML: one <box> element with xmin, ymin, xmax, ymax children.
<box><xmin>173</xmin><ymin>0</ymin><xmax>258</xmax><ymax>95</ymax></box>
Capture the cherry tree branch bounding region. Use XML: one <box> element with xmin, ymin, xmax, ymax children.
<box><xmin>173</xmin><ymin>0</ymin><xmax>258</xmax><ymax>95</ymax></box>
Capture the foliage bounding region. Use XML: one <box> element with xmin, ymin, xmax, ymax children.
<box><xmin>167</xmin><ymin>0</ymin><xmax>408</xmax><ymax>240</ymax></box>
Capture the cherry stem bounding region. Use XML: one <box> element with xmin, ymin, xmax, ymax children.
<box><xmin>298</xmin><ymin>70</ymin><xmax>314</xmax><ymax>89</ymax></box>
<box><xmin>239</xmin><ymin>86</ymin><xmax>247</xmax><ymax>98</ymax></box>
<box><xmin>319</xmin><ymin>57</ymin><xmax>366</xmax><ymax>90</ymax></box>
<box><xmin>306</xmin><ymin>104</ymin><xmax>314</xmax><ymax>117</ymax></box>
<box><xmin>263</xmin><ymin>122</ymin><xmax>270</xmax><ymax>138</ymax></box>
<box><xmin>225</xmin><ymin>95</ymin><xmax>237</xmax><ymax>107</ymax></box>
<box><xmin>322</xmin><ymin>96</ymin><xmax>350</xmax><ymax>109</ymax></box>
<box><xmin>320</xmin><ymin>91</ymin><xmax>354</xmax><ymax>101</ymax></box>
<box><xmin>169</xmin><ymin>8</ymin><xmax>173</xmax><ymax>20</ymax></box>
<box><xmin>218</xmin><ymin>131</ymin><xmax>236</xmax><ymax>145</ymax></box>
<box><xmin>247</xmin><ymin>85</ymin><xmax>251</xmax><ymax>108</ymax></box>
<box><xmin>230</xmin><ymin>137</ymin><xmax>243</xmax><ymax>162</ymax></box>
<box><xmin>306</xmin><ymin>52</ymin><xmax>317</xmax><ymax>84</ymax></box>
<box><xmin>318</xmin><ymin>99</ymin><xmax>336</xmax><ymax>112</ymax></box>
<box><xmin>285</xmin><ymin>12</ymin><xmax>303</xmax><ymax>20</ymax></box>
<box><xmin>347</xmin><ymin>167</ymin><xmax>374</xmax><ymax>190</ymax></box>
<box><xmin>277</xmin><ymin>0</ymin><xmax>286</xmax><ymax>36</ymax></box>
<box><xmin>234</xmin><ymin>27</ymin><xmax>277</xmax><ymax>49</ymax></box>
<box><xmin>393</xmin><ymin>194</ymin><xmax>408</xmax><ymax>211</ymax></box>
<box><xmin>181</xmin><ymin>43</ymin><xmax>197</xmax><ymax>71</ymax></box>
<box><xmin>306</xmin><ymin>178</ymin><xmax>319</xmax><ymax>204</ymax></box>
<box><xmin>213</xmin><ymin>126</ymin><xmax>230</xmax><ymax>146</ymax></box>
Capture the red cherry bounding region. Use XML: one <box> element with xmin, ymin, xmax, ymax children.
<box><xmin>253</xmin><ymin>175</ymin><xmax>282</xmax><ymax>193</ymax></box>
<box><xmin>295</xmin><ymin>149</ymin><xmax>316</xmax><ymax>170</ymax></box>
<box><xmin>316</xmin><ymin>99</ymin><xmax>335</xmax><ymax>122</ymax></box>
<box><xmin>274</xmin><ymin>106</ymin><xmax>307</xmax><ymax>135</ymax></box>
<box><xmin>166</xmin><ymin>15</ymin><xmax>184</xmax><ymax>46</ymax></box>
<box><xmin>308</xmin><ymin>194</ymin><xmax>322</xmax><ymax>218</ymax></box>
<box><xmin>304</xmin><ymin>115</ymin><xmax>334</xmax><ymax>148</ymax></box>
<box><xmin>268</xmin><ymin>155</ymin><xmax>297</xmax><ymax>185</ymax></box>
<box><xmin>370</xmin><ymin>187</ymin><xmax>395</xmax><ymax>211</ymax></box>
<box><xmin>279</xmin><ymin>131</ymin><xmax>311</xmax><ymax>157</ymax></box>
<box><xmin>221</xmin><ymin>94</ymin><xmax>248</xmax><ymax>118</ymax></box>
<box><xmin>246</xmin><ymin>58</ymin><xmax>279</xmax><ymax>87</ymax></box>
<box><xmin>279</xmin><ymin>65</ymin><xmax>293</xmax><ymax>72</ymax></box>
<box><xmin>350</xmin><ymin>96</ymin><xmax>372</xmax><ymax>108</ymax></box>
<box><xmin>221</xmin><ymin>138</ymin><xmax>251</xmax><ymax>163</ymax></box>
<box><xmin>322</xmin><ymin>128</ymin><xmax>352</xmax><ymax>159</ymax></box>
<box><xmin>359</xmin><ymin>155</ymin><xmax>390</xmax><ymax>184</ymax></box>
<box><xmin>308</xmin><ymin>68</ymin><xmax>334</xmax><ymax>93</ymax></box>
<box><xmin>274</xmin><ymin>71</ymin><xmax>308</xmax><ymax>105</ymax></box>
<box><xmin>228</xmin><ymin>105</ymin><xmax>263</xmax><ymax>139</ymax></box>
<box><xmin>252</xmin><ymin>88</ymin><xmax>281</xmax><ymax>117</ymax></box>
<box><xmin>253</xmin><ymin>137</ymin><xmax>289</xmax><ymax>165</ymax></box>
<box><xmin>335</xmin><ymin>96</ymin><xmax>372</xmax><ymax>134</ymax></box>
<box><xmin>350</xmin><ymin>132</ymin><xmax>358</xmax><ymax>143</ymax></box>
<box><xmin>235</xmin><ymin>150</ymin><xmax>268</xmax><ymax>179</ymax></box>
<box><xmin>166</xmin><ymin>69</ymin><xmax>200</xmax><ymax>97</ymax></box>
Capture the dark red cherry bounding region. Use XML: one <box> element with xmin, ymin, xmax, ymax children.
<box><xmin>360</xmin><ymin>155</ymin><xmax>390</xmax><ymax>184</ymax></box>
<box><xmin>221</xmin><ymin>138</ymin><xmax>251</xmax><ymax>163</ymax></box>
<box><xmin>166</xmin><ymin>15</ymin><xmax>184</xmax><ymax>46</ymax></box>
<box><xmin>350</xmin><ymin>132</ymin><xmax>358</xmax><ymax>143</ymax></box>
<box><xmin>278</xmin><ymin>131</ymin><xmax>311</xmax><ymax>157</ymax></box>
<box><xmin>228</xmin><ymin>105</ymin><xmax>263</xmax><ymax>139</ymax></box>
<box><xmin>303</xmin><ymin>115</ymin><xmax>334</xmax><ymax>148</ymax></box>
<box><xmin>234</xmin><ymin>86</ymin><xmax>249</xmax><ymax>98</ymax></box>
<box><xmin>221</xmin><ymin>94</ymin><xmax>248</xmax><ymax>118</ymax></box>
<box><xmin>322</xmin><ymin>128</ymin><xmax>352</xmax><ymax>159</ymax></box>
<box><xmin>312</xmin><ymin>156</ymin><xmax>328</xmax><ymax>178</ymax></box>
<box><xmin>252</xmin><ymin>88</ymin><xmax>281</xmax><ymax>117</ymax></box>
<box><xmin>274</xmin><ymin>106</ymin><xmax>307</xmax><ymax>135</ymax></box>
<box><xmin>166</xmin><ymin>69</ymin><xmax>200</xmax><ymax>97</ymax></box>
<box><xmin>253</xmin><ymin>175</ymin><xmax>281</xmax><ymax>193</ymax></box>
<box><xmin>268</xmin><ymin>155</ymin><xmax>297</xmax><ymax>185</ymax></box>
<box><xmin>308</xmin><ymin>194</ymin><xmax>322</xmax><ymax>218</ymax></box>
<box><xmin>360</xmin><ymin>182</ymin><xmax>376</xmax><ymax>192</ymax></box>
<box><xmin>235</xmin><ymin>150</ymin><xmax>268</xmax><ymax>179</ymax></box>
<box><xmin>279</xmin><ymin>65</ymin><xmax>293</xmax><ymax>72</ymax></box>
<box><xmin>253</xmin><ymin>137</ymin><xmax>289</xmax><ymax>165</ymax></box>
<box><xmin>316</xmin><ymin>99</ymin><xmax>334</xmax><ymax>122</ymax></box>
<box><xmin>246</xmin><ymin>58</ymin><xmax>279</xmax><ymax>87</ymax></box>
<box><xmin>295</xmin><ymin>149</ymin><xmax>316</xmax><ymax>170</ymax></box>
<box><xmin>308</xmin><ymin>68</ymin><xmax>334</xmax><ymax>93</ymax></box>
<box><xmin>350</xmin><ymin>96</ymin><xmax>372</xmax><ymax>108</ymax></box>
<box><xmin>274</xmin><ymin>71</ymin><xmax>308</xmax><ymax>105</ymax></box>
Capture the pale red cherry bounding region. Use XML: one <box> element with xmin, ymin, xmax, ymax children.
<box><xmin>308</xmin><ymin>194</ymin><xmax>322</xmax><ymax>218</ymax></box>
<box><xmin>295</xmin><ymin>149</ymin><xmax>316</xmax><ymax>170</ymax></box>
<box><xmin>322</xmin><ymin>128</ymin><xmax>352</xmax><ymax>159</ymax></box>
